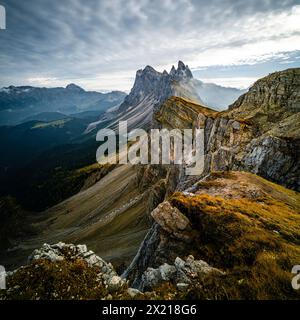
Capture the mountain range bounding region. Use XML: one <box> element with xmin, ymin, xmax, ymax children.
<box><xmin>86</xmin><ymin>61</ymin><xmax>245</xmax><ymax>133</ymax></box>
<box><xmin>0</xmin><ymin>84</ymin><xmax>126</xmax><ymax>126</ymax></box>
<box><xmin>0</xmin><ymin>63</ymin><xmax>299</xmax><ymax>300</ymax></box>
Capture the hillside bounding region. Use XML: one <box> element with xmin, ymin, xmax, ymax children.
<box><xmin>1</xmin><ymin>67</ymin><xmax>299</xmax><ymax>301</ymax></box>
<box><xmin>3</xmin><ymin>171</ymin><xmax>300</xmax><ymax>300</ymax></box>
<box><xmin>125</xmin><ymin>171</ymin><xmax>300</xmax><ymax>299</ymax></box>
<box><xmin>0</xmin><ymin>164</ymin><xmax>172</xmax><ymax>271</ymax></box>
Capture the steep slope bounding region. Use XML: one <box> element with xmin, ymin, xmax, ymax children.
<box><xmin>0</xmin><ymin>163</ymin><xmax>172</xmax><ymax>270</ymax></box>
<box><xmin>155</xmin><ymin>96</ymin><xmax>218</xmax><ymax>130</ymax></box>
<box><xmin>122</xmin><ymin>68</ymin><xmax>300</xmax><ymax>299</ymax></box>
<box><xmin>3</xmin><ymin>170</ymin><xmax>300</xmax><ymax>300</ymax></box>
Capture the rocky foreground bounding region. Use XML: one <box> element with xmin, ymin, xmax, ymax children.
<box><xmin>1</xmin><ymin>171</ymin><xmax>300</xmax><ymax>300</ymax></box>
<box><xmin>0</xmin><ymin>242</ymin><xmax>222</xmax><ymax>300</ymax></box>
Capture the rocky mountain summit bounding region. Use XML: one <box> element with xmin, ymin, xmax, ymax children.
<box><xmin>119</xmin><ymin>60</ymin><xmax>200</xmax><ymax>114</ymax></box>
<box><xmin>92</xmin><ymin>61</ymin><xmax>203</xmax><ymax>131</ymax></box>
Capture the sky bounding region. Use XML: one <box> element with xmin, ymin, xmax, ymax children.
<box><xmin>0</xmin><ymin>0</ymin><xmax>299</xmax><ymax>92</ymax></box>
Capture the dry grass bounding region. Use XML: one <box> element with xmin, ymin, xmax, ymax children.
<box><xmin>2</xmin><ymin>258</ymin><xmax>111</xmax><ymax>300</ymax></box>
<box><xmin>169</xmin><ymin>176</ymin><xmax>300</xmax><ymax>299</ymax></box>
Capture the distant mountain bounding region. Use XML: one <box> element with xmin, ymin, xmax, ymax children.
<box><xmin>86</xmin><ymin>61</ymin><xmax>203</xmax><ymax>132</ymax></box>
<box><xmin>0</xmin><ymin>85</ymin><xmax>126</xmax><ymax>126</ymax></box>
<box><xmin>192</xmin><ymin>80</ymin><xmax>247</xmax><ymax>110</ymax></box>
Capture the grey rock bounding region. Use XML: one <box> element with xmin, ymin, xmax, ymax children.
<box><xmin>139</xmin><ymin>255</ymin><xmax>224</xmax><ymax>291</ymax></box>
<box><xmin>127</xmin><ymin>288</ymin><xmax>143</xmax><ymax>298</ymax></box>
<box><xmin>76</xmin><ymin>244</ymin><xmax>87</xmax><ymax>254</ymax></box>
<box><xmin>151</xmin><ymin>201</ymin><xmax>192</xmax><ymax>241</ymax></box>
<box><xmin>159</xmin><ymin>263</ymin><xmax>176</xmax><ymax>281</ymax></box>
<box><xmin>105</xmin><ymin>275</ymin><xmax>124</xmax><ymax>292</ymax></box>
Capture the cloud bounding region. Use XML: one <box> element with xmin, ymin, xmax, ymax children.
<box><xmin>0</xmin><ymin>0</ymin><xmax>299</xmax><ymax>91</ymax></box>
<box><xmin>192</xmin><ymin>51</ymin><xmax>300</xmax><ymax>88</ymax></box>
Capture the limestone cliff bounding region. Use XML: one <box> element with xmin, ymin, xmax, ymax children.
<box><xmin>123</xmin><ymin>68</ymin><xmax>300</xmax><ymax>299</ymax></box>
<box><xmin>153</xmin><ymin>68</ymin><xmax>300</xmax><ymax>191</ymax></box>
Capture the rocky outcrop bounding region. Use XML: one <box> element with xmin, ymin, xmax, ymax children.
<box><xmin>140</xmin><ymin>255</ymin><xmax>224</xmax><ymax>291</ymax></box>
<box><xmin>151</xmin><ymin>201</ymin><xmax>192</xmax><ymax>241</ymax></box>
<box><xmin>155</xmin><ymin>96</ymin><xmax>218</xmax><ymax>130</ymax></box>
<box><xmin>125</xmin><ymin>171</ymin><xmax>300</xmax><ymax>299</ymax></box>
<box><xmin>228</xmin><ymin>68</ymin><xmax>300</xmax><ymax>119</ymax></box>
<box><xmin>28</xmin><ymin>242</ymin><xmax>126</xmax><ymax>292</ymax></box>
<box><xmin>155</xmin><ymin>68</ymin><xmax>300</xmax><ymax>191</ymax></box>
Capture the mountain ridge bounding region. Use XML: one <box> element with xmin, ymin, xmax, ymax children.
<box><xmin>0</xmin><ymin>85</ymin><xmax>127</xmax><ymax>126</ymax></box>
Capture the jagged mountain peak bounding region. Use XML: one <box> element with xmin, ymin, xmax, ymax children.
<box><xmin>136</xmin><ymin>61</ymin><xmax>193</xmax><ymax>81</ymax></box>
<box><xmin>135</xmin><ymin>65</ymin><xmax>162</xmax><ymax>82</ymax></box>
<box><xmin>143</xmin><ymin>65</ymin><xmax>158</xmax><ymax>73</ymax></box>
<box><xmin>170</xmin><ymin>61</ymin><xmax>193</xmax><ymax>80</ymax></box>
<box><xmin>116</xmin><ymin>61</ymin><xmax>202</xmax><ymax>125</ymax></box>
<box><xmin>178</xmin><ymin>60</ymin><xmax>185</xmax><ymax>68</ymax></box>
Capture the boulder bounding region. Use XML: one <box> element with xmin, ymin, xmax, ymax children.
<box><xmin>151</xmin><ymin>201</ymin><xmax>192</xmax><ymax>241</ymax></box>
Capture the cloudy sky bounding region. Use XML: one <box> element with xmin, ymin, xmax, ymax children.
<box><xmin>0</xmin><ymin>0</ymin><xmax>299</xmax><ymax>92</ymax></box>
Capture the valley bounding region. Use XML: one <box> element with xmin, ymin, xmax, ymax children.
<box><xmin>0</xmin><ymin>63</ymin><xmax>299</xmax><ymax>300</ymax></box>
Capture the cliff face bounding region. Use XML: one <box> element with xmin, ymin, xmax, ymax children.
<box><xmin>123</xmin><ymin>68</ymin><xmax>300</xmax><ymax>298</ymax></box>
<box><xmin>154</xmin><ymin>68</ymin><xmax>300</xmax><ymax>191</ymax></box>
<box><xmin>227</xmin><ymin>68</ymin><xmax>300</xmax><ymax>123</ymax></box>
